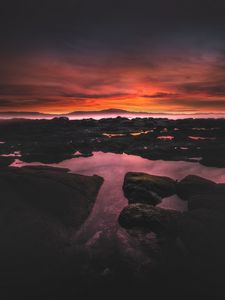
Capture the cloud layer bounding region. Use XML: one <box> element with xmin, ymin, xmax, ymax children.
<box><xmin>0</xmin><ymin>0</ymin><xmax>225</xmax><ymax>112</ymax></box>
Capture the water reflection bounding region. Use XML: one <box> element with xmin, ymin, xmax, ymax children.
<box><xmin>188</xmin><ymin>136</ymin><xmax>216</xmax><ymax>141</ymax></box>
<box><xmin>12</xmin><ymin>151</ymin><xmax>225</xmax><ymax>221</ymax></box>
<box><xmin>11</xmin><ymin>152</ymin><xmax>225</xmax><ymax>267</ymax></box>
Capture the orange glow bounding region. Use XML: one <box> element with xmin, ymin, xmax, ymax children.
<box><xmin>0</xmin><ymin>51</ymin><xmax>225</xmax><ymax>113</ymax></box>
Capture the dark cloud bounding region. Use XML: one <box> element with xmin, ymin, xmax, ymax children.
<box><xmin>60</xmin><ymin>92</ymin><xmax>129</xmax><ymax>99</ymax></box>
<box><xmin>142</xmin><ymin>92</ymin><xmax>179</xmax><ymax>98</ymax></box>
<box><xmin>1</xmin><ymin>0</ymin><xmax>225</xmax><ymax>53</ymax></box>
<box><xmin>0</xmin><ymin>1</ymin><xmax>225</xmax><ymax>112</ymax></box>
<box><xmin>0</xmin><ymin>84</ymin><xmax>128</xmax><ymax>99</ymax></box>
<box><xmin>152</xmin><ymin>98</ymin><xmax>225</xmax><ymax>109</ymax></box>
<box><xmin>178</xmin><ymin>82</ymin><xmax>225</xmax><ymax>96</ymax></box>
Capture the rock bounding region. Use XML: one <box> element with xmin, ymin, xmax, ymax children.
<box><xmin>200</xmin><ymin>150</ymin><xmax>225</xmax><ymax>168</ymax></box>
<box><xmin>123</xmin><ymin>172</ymin><xmax>176</xmax><ymax>205</ymax></box>
<box><xmin>178</xmin><ymin>209</ymin><xmax>225</xmax><ymax>258</ymax></box>
<box><xmin>176</xmin><ymin>175</ymin><xmax>216</xmax><ymax>200</ymax></box>
<box><xmin>188</xmin><ymin>193</ymin><xmax>225</xmax><ymax>213</ymax></box>
<box><xmin>0</xmin><ymin>166</ymin><xmax>103</xmax><ymax>227</ymax></box>
<box><xmin>0</xmin><ymin>156</ymin><xmax>14</xmax><ymax>166</ymax></box>
<box><xmin>177</xmin><ymin>209</ymin><xmax>225</xmax><ymax>292</ymax></box>
<box><xmin>216</xmin><ymin>183</ymin><xmax>225</xmax><ymax>194</ymax></box>
<box><xmin>0</xmin><ymin>166</ymin><xmax>103</xmax><ymax>283</ymax></box>
<box><xmin>118</xmin><ymin>203</ymin><xmax>180</xmax><ymax>236</ymax></box>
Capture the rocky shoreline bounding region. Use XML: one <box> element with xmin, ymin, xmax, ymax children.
<box><xmin>0</xmin><ymin>166</ymin><xmax>103</xmax><ymax>287</ymax></box>
<box><xmin>118</xmin><ymin>172</ymin><xmax>225</xmax><ymax>298</ymax></box>
<box><xmin>0</xmin><ymin>117</ymin><xmax>225</xmax><ymax>299</ymax></box>
<box><xmin>0</xmin><ymin>117</ymin><xmax>224</xmax><ymax>167</ymax></box>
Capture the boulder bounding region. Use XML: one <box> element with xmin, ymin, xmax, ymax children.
<box><xmin>177</xmin><ymin>209</ymin><xmax>225</xmax><ymax>292</ymax></box>
<box><xmin>178</xmin><ymin>209</ymin><xmax>225</xmax><ymax>258</ymax></box>
<box><xmin>188</xmin><ymin>193</ymin><xmax>225</xmax><ymax>213</ymax></box>
<box><xmin>0</xmin><ymin>166</ymin><xmax>103</xmax><ymax>227</ymax></box>
<box><xmin>0</xmin><ymin>166</ymin><xmax>103</xmax><ymax>283</ymax></box>
<box><xmin>0</xmin><ymin>156</ymin><xmax>14</xmax><ymax>166</ymax></box>
<box><xmin>123</xmin><ymin>172</ymin><xmax>176</xmax><ymax>205</ymax></box>
<box><xmin>200</xmin><ymin>150</ymin><xmax>225</xmax><ymax>168</ymax></box>
<box><xmin>176</xmin><ymin>175</ymin><xmax>216</xmax><ymax>200</ymax></box>
<box><xmin>216</xmin><ymin>183</ymin><xmax>225</xmax><ymax>194</ymax></box>
<box><xmin>118</xmin><ymin>203</ymin><xmax>180</xmax><ymax>236</ymax></box>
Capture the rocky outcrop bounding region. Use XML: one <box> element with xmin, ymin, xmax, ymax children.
<box><xmin>178</xmin><ymin>209</ymin><xmax>225</xmax><ymax>258</ymax></box>
<box><xmin>123</xmin><ymin>172</ymin><xmax>176</xmax><ymax>205</ymax></box>
<box><xmin>188</xmin><ymin>193</ymin><xmax>225</xmax><ymax>213</ymax></box>
<box><xmin>118</xmin><ymin>203</ymin><xmax>180</xmax><ymax>236</ymax></box>
<box><xmin>0</xmin><ymin>156</ymin><xmax>15</xmax><ymax>166</ymax></box>
<box><xmin>0</xmin><ymin>117</ymin><xmax>224</xmax><ymax>166</ymax></box>
<box><xmin>0</xmin><ymin>166</ymin><xmax>103</xmax><ymax>283</ymax></box>
<box><xmin>0</xmin><ymin>166</ymin><xmax>103</xmax><ymax>227</ymax></box>
<box><xmin>176</xmin><ymin>175</ymin><xmax>216</xmax><ymax>200</ymax></box>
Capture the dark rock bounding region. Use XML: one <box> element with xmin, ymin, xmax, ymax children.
<box><xmin>200</xmin><ymin>150</ymin><xmax>225</xmax><ymax>168</ymax></box>
<box><xmin>118</xmin><ymin>203</ymin><xmax>180</xmax><ymax>236</ymax></box>
<box><xmin>0</xmin><ymin>166</ymin><xmax>103</xmax><ymax>283</ymax></box>
<box><xmin>0</xmin><ymin>166</ymin><xmax>103</xmax><ymax>227</ymax></box>
<box><xmin>178</xmin><ymin>209</ymin><xmax>225</xmax><ymax>259</ymax></box>
<box><xmin>177</xmin><ymin>208</ymin><xmax>225</xmax><ymax>296</ymax></box>
<box><xmin>176</xmin><ymin>175</ymin><xmax>216</xmax><ymax>200</ymax></box>
<box><xmin>123</xmin><ymin>172</ymin><xmax>176</xmax><ymax>205</ymax></box>
<box><xmin>0</xmin><ymin>156</ymin><xmax>14</xmax><ymax>166</ymax></box>
<box><xmin>215</xmin><ymin>183</ymin><xmax>225</xmax><ymax>194</ymax></box>
<box><xmin>188</xmin><ymin>193</ymin><xmax>225</xmax><ymax>213</ymax></box>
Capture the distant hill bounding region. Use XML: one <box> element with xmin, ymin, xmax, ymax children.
<box><xmin>0</xmin><ymin>112</ymin><xmax>57</xmax><ymax>119</ymax></box>
<box><xmin>66</xmin><ymin>109</ymin><xmax>130</xmax><ymax>115</ymax></box>
<box><xmin>0</xmin><ymin>109</ymin><xmax>224</xmax><ymax>120</ymax></box>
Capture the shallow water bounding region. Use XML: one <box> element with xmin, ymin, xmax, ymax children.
<box><xmin>12</xmin><ymin>151</ymin><xmax>225</xmax><ymax>232</ymax></box>
<box><xmin>11</xmin><ymin>152</ymin><xmax>225</xmax><ymax>271</ymax></box>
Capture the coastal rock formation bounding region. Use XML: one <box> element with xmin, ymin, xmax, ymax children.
<box><xmin>0</xmin><ymin>156</ymin><xmax>15</xmax><ymax>166</ymax></box>
<box><xmin>123</xmin><ymin>172</ymin><xmax>176</xmax><ymax>205</ymax></box>
<box><xmin>118</xmin><ymin>203</ymin><xmax>180</xmax><ymax>236</ymax></box>
<box><xmin>188</xmin><ymin>193</ymin><xmax>225</xmax><ymax>212</ymax></box>
<box><xmin>0</xmin><ymin>117</ymin><xmax>224</xmax><ymax>166</ymax></box>
<box><xmin>178</xmin><ymin>208</ymin><xmax>225</xmax><ymax>259</ymax></box>
<box><xmin>0</xmin><ymin>166</ymin><xmax>103</xmax><ymax>283</ymax></box>
<box><xmin>176</xmin><ymin>175</ymin><xmax>216</xmax><ymax>200</ymax></box>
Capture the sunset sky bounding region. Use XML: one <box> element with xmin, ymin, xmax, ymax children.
<box><xmin>1</xmin><ymin>0</ymin><xmax>225</xmax><ymax>113</ymax></box>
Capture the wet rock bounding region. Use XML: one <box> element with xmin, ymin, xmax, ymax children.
<box><xmin>0</xmin><ymin>156</ymin><xmax>14</xmax><ymax>166</ymax></box>
<box><xmin>177</xmin><ymin>208</ymin><xmax>225</xmax><ymax>293</ymax></box>
<box><xmin>200</xmin><ymin>149</ymin><xmax>225</xmax><ymax>168</ymax></box>
<box><xmin>178</xmin><ymin>209</ymin><xmax>225</xmax><ymax>258</ymax></box>
<box><xmin>118</xmin><ymin>203</ymin><xmax>180</xmax><ymax>236</ymax></box>
<box><xmin>0</xmin><ymin>117</ymin><xmax>225</xmax><ymax>165</ymax></box>
<box><xmin>0</xmin><ymin>166</ymin><xmax>103</xmax><ymax>284</ymax></box>
<box><xmin>123</xmin><ymin>172</ymin><xmax>176</xmax><ymax>205</ymax></box>
<box><xmin>176</xmin><ymin>175</ymin><xmax>216</xmax><ymax>200</ymax></box>
<box><xmin>216</xmin><ymin>183</ymin><xmax>225</xmax><ymax>194</ymax></box>
<box><xmin>188</xmin><ymin>193</ymin><xmax>225</xmax><ymax>213</ymax></box>
<box><xmin>0</xmin><ymin>166</ymin><xmax>103</xmax><ymax>227</ymax></box>
<box><xmin>20</xmin><ymin>142</ymin><xmax>75</xmax><ymax>163</ymax></box>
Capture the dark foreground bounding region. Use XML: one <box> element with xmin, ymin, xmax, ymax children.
<box><xmin>0</xmin><ymin>117</ymin><xmax>225</xmax><ymax>300</ymax></box>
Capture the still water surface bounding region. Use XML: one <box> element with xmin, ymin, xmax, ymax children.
<box><xmin>12</xmin><ymin>151</ymin><xmax>225</xmax><ymax>241</ymax></box>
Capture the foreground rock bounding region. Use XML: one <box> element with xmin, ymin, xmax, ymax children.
<box><xmin>0</xmin><ymin>156</ymin><xmax>15</xmax><ymax>166</ymax></box>
<box><xmin>188</xmin><ymin>192</ymin><xmax>225</xmax><ymax>213</ymax></box>
<box><xmin>0</xmin><ymin>166</ymin><xmax>103</xmax><ymax>283</ymax></box>
<box><xmin>123</xmin><ymin>172</ymin><xmax>176</xmax><ymax>205</ymax></box>
<box><xmin>178</xmin><ymin>208</ymin><xmax>225</xmax><ymax>259</ymax></box>
<box><xmin>176</xmin><ymin>175</ymin><xmax>216</xmax><ymax>200</ymax></box>
<box><xmin>118</xmin><ymin>203</ymin><xmax>180</xmax><ymax>236</ymax></box>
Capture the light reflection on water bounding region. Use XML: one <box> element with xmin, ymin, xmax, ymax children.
<box><xmin>11</xmin><ymin>152</ymin><xmax>225</xmax><ymax>266</ymax></box>
<box><xmin>12</xmin><ymin>151</ymin><xmax>225</xmax><ymax>225</ymax></box>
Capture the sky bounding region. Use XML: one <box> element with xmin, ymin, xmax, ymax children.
<box><xmin>1</xmin><ymin>0</ymin><xmax>225</xmax><ymax>113</ymax></box>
